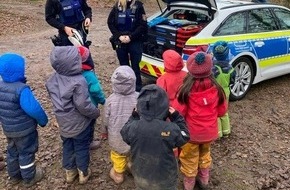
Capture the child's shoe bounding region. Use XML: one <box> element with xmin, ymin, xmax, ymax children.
<box><xmin>23</xmin><ymin>167</ymin><xmax>44</xmax><ymax>187</ymax></box>
<box><xmin>109</xmin><ymin>167</ymin><xmax>124</xmax><ymax>184</ymax></box>
<box><xmin>8</xmin><ymin>176</ymin><xmax>22</xmax><ymax>185</ymax></box>
<box><xmin>78</xmin><ymin>168</ymin><xmax>91</xmax><ymax>184</ymax></box>
<box><xmin>196</xmin><ymin>168</ymin><xmax>210</xmax><ymax>189</ymax></box>
<box><xmin>65</xmin><ymin>169</ymin><xmax>78</xmax><ymax>183</ymax></box>
<box><xmin>183</xmin><ymin>176</ymin><xmax>195</xmax><ymax>190</ymax></box>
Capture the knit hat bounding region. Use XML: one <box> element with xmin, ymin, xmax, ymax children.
<box><xmin>0</xmin><ymin>53</ymin><xmax>25</xmax><ymax>83</ymax></box>
<box><xmin>162</xmin><ymin>49</ymin><xmax>184</xmax><ymax>72</ymax></box>
<box><xmin>186</xmin><ymin>51</ymin><xmax>213</xmax><ymax>78</ymax></box>
<box><xmin>78</xmin><ymin>46</ymin><xmax>90</xmax><ymax>63</ymax></box>
<box><xmin>213</xmin><ymin>41</ymin><xmax>229</xmax><ymax>61</ymax></box>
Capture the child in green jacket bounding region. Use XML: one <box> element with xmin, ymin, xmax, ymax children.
<box><xmin>212</xmin><ymin>41</ymin><xmax>235</xmax><ymax>138</ymax></box>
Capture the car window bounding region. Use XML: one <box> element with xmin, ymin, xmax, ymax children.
<box><xmin>214</xmin><ymin>12</ymin><xmax>246</xmax><ymax>36</ymax></box>
<box><xmin>164</xmin><ymin>9</ymin><xmax>209</xmax><ymax>24</ymax></box>
<box><xmin>248</xmin><ymin>9</ymin><xmax>278</xmax><ymax>33</ymax></box>
<box><xmin>272</xmin><ymin>8</ymin><xmax>290</xmax><ymax>29</ymax></box>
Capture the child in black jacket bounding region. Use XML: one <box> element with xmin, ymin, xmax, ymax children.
<box><xmin>121</xmin><ymin>84</ymin><xmax>190</xmax><ymax>190</ymax></box>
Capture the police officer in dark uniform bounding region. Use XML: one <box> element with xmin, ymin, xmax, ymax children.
<box><xmin>107</xmin><ymin>0</ymin><xmax>148</xmax><ymax>92</ymax></box>
<box><xmin>45</xmin><ymin>0</ymin><xmax>94</xmax><ymax>67</ymax></box>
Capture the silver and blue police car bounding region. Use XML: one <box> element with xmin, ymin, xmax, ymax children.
<box><xmin>141</xmin><ymin>0</ymin><xmax>290</xmax><ymax>100</ymax></box>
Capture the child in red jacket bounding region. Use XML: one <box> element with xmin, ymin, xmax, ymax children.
<box><xmin>156</xmin><ymin>49</ymin><xmax>187</xmax><ymax>106</ymax></box>
<box><xmin>157</xmin><ymin>49</ymin><xmax>187</xmax><ymax>157</ymax></box>
<box><xmin>173</xmin><ymin>51</ymin><xmax>227</xmax><ymax>190</ymax></box>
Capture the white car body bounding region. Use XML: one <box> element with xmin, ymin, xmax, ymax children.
<box><xmin>141</xmin><ymin>0</ymin><xmax>290</xmax><ymax>100</ymax></box>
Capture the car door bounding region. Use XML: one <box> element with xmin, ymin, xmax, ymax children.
<box><xmin>272</xmin><ymin>7</ymin><xmax>290</xmax><ymax>55</ymax></box>
<box><xmin>247</xmin><ymin>8</ymin><xmax>288</xmax><ymax>77</ymax></box>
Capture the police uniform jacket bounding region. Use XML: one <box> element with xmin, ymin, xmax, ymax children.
<box><xmin>45</xmin><ymin>0</ymin><xmax>92</xmax><ymax>31</ymax></box>
<box><xmin>107</xmin><ymin>0</ymin><xmax>147</xmax><ymax>42</ymax></box>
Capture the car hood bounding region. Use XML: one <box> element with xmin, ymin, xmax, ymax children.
<box><xmin>161</xmin><ymin>0</ymin><xmax>217</xmax><ymax>9</ymax></box>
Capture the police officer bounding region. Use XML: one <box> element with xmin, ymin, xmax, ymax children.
<box><xmin>107</xmin><ymin>0</ymin><xmax>148</xmax><ymax>92</ymax></box>
<box><xmin>45</xmin><ymin>0</ymin><xmax>94</xmax><ymax>67</ymax></box>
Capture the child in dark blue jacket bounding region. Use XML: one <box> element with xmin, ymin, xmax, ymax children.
<box><xmin>0</xmin><ymin>53</ymin><xmax>48</xmax><ymax>187</ymax></box>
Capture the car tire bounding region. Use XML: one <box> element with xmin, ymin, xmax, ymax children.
<box><xmin>229</xmin><ymin>57</ymin><xmax>254</xmax><ymax>101</ymax></box>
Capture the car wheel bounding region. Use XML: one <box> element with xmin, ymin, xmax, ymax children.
<box><xmin>229</xmin><ymin>57</ymin><xmax>254</xmax><ymax>101</ymax></box>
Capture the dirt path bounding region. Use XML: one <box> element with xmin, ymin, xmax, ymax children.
<box><xmin>0</xmin><ymin>1</ymin><xmax>290</xmax><ymax>190</ymax></box>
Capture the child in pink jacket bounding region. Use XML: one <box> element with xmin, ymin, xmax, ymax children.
<box><xmin>173</xmin><ymin>51</ymin><xmax>227</xmax><ymax>190</ymax></box>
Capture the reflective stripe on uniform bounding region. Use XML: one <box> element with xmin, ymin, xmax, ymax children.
<box><xmin>20</xmin><ymin>162</ymin><xmax>35</xmax><ymax>169</ymax></box>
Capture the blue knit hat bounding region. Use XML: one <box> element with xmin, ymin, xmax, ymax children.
<box><xmin>213</xmin><ymin>41</ymin><xmax>229</xmax><ymax>61</ymax></box>
<box><xmin>0</xmin><ymin>53</ymin><xmax>25</xmax><ymax>83</ymax></box>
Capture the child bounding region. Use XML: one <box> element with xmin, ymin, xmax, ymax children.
<box><xmin>156</xmin><ymin>49</ymin><xmax>187</xmax><ymax>158</ymax></box>
<box><xmin>46</xmin><ymin>46</ymin><xmax>100</xmax><ymax>184</ymax></box>
<box><xmin>156</xmin><ymin>49</ymin><xmax>187</xmax><ymax>106</ymax></box>
<box><xmin>100</xmin><ymin>65</ymin><xmax>139</xmax><ymax>184</ymax></box>
<box><xmin>0</xmin><ymin>53</ymin><xmax>48</xmax><ymax>187</ymax></box>
<box><xmin>121</xmin><ymin>84</ymin><xmax>190</xmax><ymax>190</ymax></box>
<box><xmin>172</xmin><ymin>52</ymin><xmax>227</xmax><ymax>190</ymax></box>
<box><xmin>212</xmin><ymin>41</ymin><xmax>235</xmax><ymax>138</ymax></box>
<box><xmin>78</xmin><ymin>46</ymin><xmax>106</xmax><ymax>150</ymax></box>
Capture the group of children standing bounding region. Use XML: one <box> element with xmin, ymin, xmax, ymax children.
<box><xmin>0</xmin><ymin>40</ymin><xmax>235</xmax><ymax>190</ymax></box>
<box><xmin>154</xmin><ymin>41</ymin><xmax>234</xmax><ymax>190</ymax></box>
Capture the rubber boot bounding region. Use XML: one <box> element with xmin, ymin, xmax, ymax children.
<box><xmin>196</xmin><ymin>168</ymin><xmax>210</xmax><ymax>189</ymax></box>
<box><xmin>183</xmin><ymin>176</ymin><xmax>196</xmax><ymax>190</ymax></box>
<box><xmin>65</xmin><ymin>169</ymin><xmax>78</xmax><ymax>183</ymax></box>
<box><xmin>78</xmin><ymin>168</ymin><xmax>91</xmax><ymax>184</ymax></box>
<box><xmin>23</xmin><ymin>167</ymin><xmax>44</xmax><ymax>187</ymax></box>
<box><xmin>109</xmin><ymin>167</ymin><xmax>124</xmax><ymax>184</ymax></box>
<box><xmin>9</xmin><ymin>176</ymin><xmax>22</xmax><ymax>185</ymax></box>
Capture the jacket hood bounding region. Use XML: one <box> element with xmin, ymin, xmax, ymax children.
<box><xmin>111</xmin><ymin>66</ymin><xmax>136</xmax><ymax>95</ymax></box>
<box><xmin>0</xmin><ymin>53</ymin><xmax>25</xmax><ymax>83</ymax></box>
<box><xmin>162</xmin><ymin>50</ymin><xmax>184</xmax><ymax>72</ymax></box>
<box><xmin>137</xmin><ymin>84</ymin><xmax>169</xmax><ymax>120</ymax></box>
<box><xmin>50</xmin><ymin>46</ymin><xmax>82</xmax><ymax>76</ymax></box>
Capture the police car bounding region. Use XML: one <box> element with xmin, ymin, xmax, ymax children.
<box><xmin>141</xmin><ymin>0</ymin><xmax>290</xmax><ymax>100</ymax></box>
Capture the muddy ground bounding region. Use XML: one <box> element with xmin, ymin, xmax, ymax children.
<box><xmin>0</xmin><ymin>0</ymin><xmax>290</xmax><ymax>190</ymax></box>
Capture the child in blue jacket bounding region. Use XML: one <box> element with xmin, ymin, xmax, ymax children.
<box><xmin>0</xmin><ymin>53</ymin><xmax>48</xmax><ymax>187</ymax></box>
<box><xmin>78</xmin><ymin>46</ymin><xmax>106</xmax><ymax>149</ymax></box>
